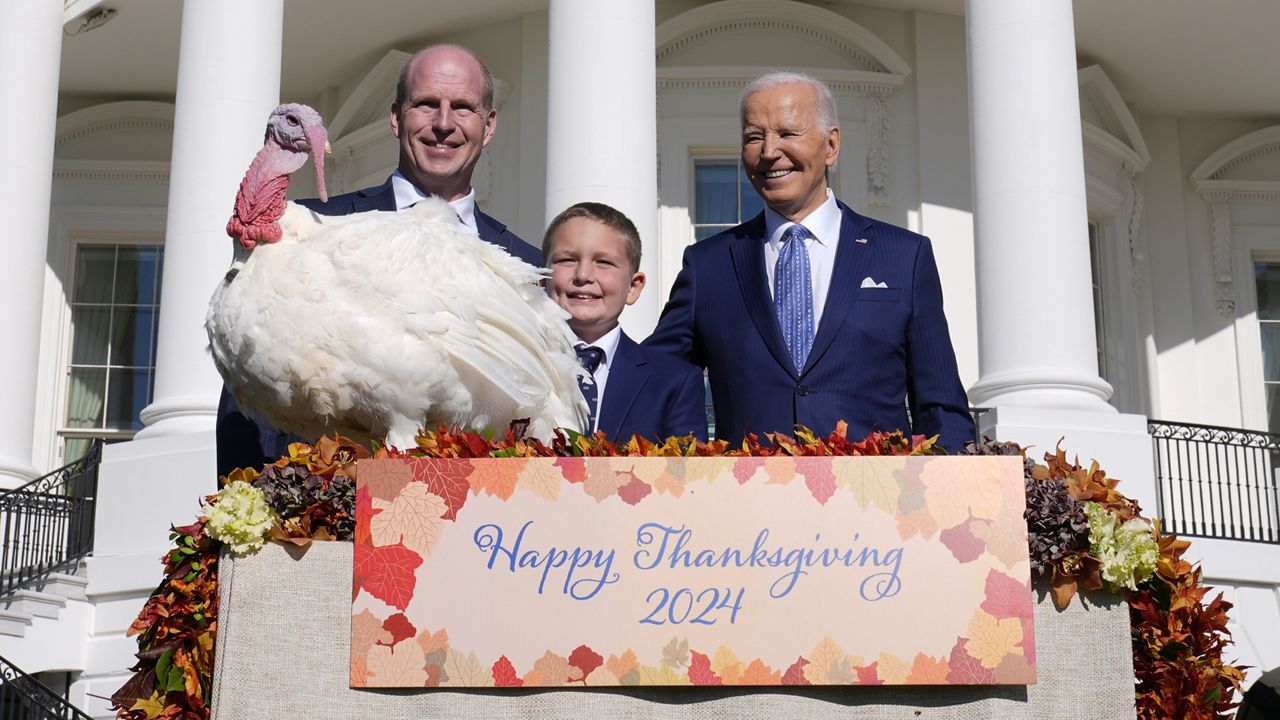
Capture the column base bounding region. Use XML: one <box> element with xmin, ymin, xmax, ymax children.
<box><xmin>0</xmin><ymin>456</ymin><xmax>40</xmax><ymax>489</ymax></box>
<box><xmin>135</xmin><ymin>394</ymin><xmax>218</xmax><ymax>439</ymax></box>
<box><xmin>969</xmin><ymin>368</ymin><xmax>1115</xmax><ymax>413</ymax></box>
<box><xmin>977</xmin><ymin>405</ymin><xmax>1156</xmax><ymax>514</ymax></box>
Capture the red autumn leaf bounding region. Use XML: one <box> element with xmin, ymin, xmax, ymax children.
<box><xmin>980</xmin><ymin>570</ymin><xmax>1034</xmax><ymax>620</ymax></box>
<box><xmin>413</xmin><ymin>458</ymin><xmax>471</xmax><ymax>521</ymax></box>
<box><xmin>797</xmin><ymin>457</ymin><xmax>836</xmax><ymax>505</ymax></box>
<box><xmin>377</xmin><ymin>613</ymin><xmax>416</xmax><ymax>648</ymax></box>
<box><xmin>361</xmin><ymin>460</ymin><xmax>414</xmax><ymax>501</ymax></box>
<box><xmin>568</xmin><ymin>644</ymin><xmax>604</xmax><ymax>683</ymax></box>
<box><xmin>733</xmin><ymin>457</ymin><xmax>766</xmax><ymax>484</ymax></box>
<box><xmin>946</xmin><ymin>639</ymin><xmax>995</xmax><ymax>684</ymax></box>
<box><xmin>687</xmin><ymin>650</ymin><xmax>724</xmax><ymax>685</ymax></box>
<box><xmin>617</xmin><ymin>475</ymin><xmax>652</xmax><ymax>505</ymax></box>
<box><xmin>492</xmin><ymin>655</ymin><xmax>523</xmax><ymax>687</ymax></box>
<box><xmin>939</xmin><ymin>519</ymin><xmax>986</xmax><ymax>564</ymax></box>
<box><xmin>781</xmin><ymin>656</ymin><xmax>811</xmax><ymax>685</ymax></box>
<box><xmin>855</xmin><ymin>662</ymin><xmax>882</xmax><ymax>685</ymax></box>
<box><xmin>354</xmin><ymin>486</ymin><xmax>377</xmax><ymax>546</ymax></box>
<box><xmin>555</xmin><ymin>457</ymin><xmax>587</xmax><ymax>484</ymax></box>
<box><xmin>353</xmin><ymin>542</ymin><xmax>422</xmax><ymax>611</ymax></box>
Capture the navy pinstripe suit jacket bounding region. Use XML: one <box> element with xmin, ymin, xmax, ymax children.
<box><xmin>644</xmin><ymin>200</ymin><xmax>974</xmax><ymax>452</ymax></box>
<box><xmin>215</xmin><ymin>178</ymin><xmax>539</xmax><ymax>477</ymax></box>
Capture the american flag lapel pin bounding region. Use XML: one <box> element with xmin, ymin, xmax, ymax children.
<box><xmin>855</xmin><ymin>237</ymin><xmax>869</xmax><ymax>244</ymax></box>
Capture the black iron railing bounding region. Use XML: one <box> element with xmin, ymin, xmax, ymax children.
<box><xmin>0</xmin><ymin>655</ymin><xmax>92</xmax><ymax>720</ymax></box>
<box><xmin>0</xmin><ymin>441</ymin><xmax>102</xmax><ymax>598</ymax></box>
<box><xmin>1149</xmin><ymin>420</ymin><xmax>1280</xmax><ymax>543</ymax></box>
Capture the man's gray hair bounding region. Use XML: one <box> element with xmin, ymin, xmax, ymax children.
<box><xmin>395</xmin><ymin>44</ymin><xmax>495</xmax><ymax>111</ymax></box>
<box><xmin>740</xmin><ymin>72</ymin><xmax>839</xmax><ymax>132</ymax></box>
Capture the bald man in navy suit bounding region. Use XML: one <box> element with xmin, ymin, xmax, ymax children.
<box><xmin>645</xmin><ymin>72</ymin><xmax>973</xmax><ymax>451</ymax></box>
<box><xmin>217</xmin><ymin>45</ymin><xmax>539</xmax><ymax>476</ymax></box>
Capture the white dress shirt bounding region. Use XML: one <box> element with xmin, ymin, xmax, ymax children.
<box><xmin>576</xmin><ymin>324</ymin><xmax>623</xmax><ymax>432</ymax></box>
<box><xmin>391</xmin><ymin>170</ymin><xmax>479</xmax><ymax>235</ymax></box>
<box><xmin>762</xmin><ymin>188</ymin><xmax>843</xmax><ymax>327</ymax></box>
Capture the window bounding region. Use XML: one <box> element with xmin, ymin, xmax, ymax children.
<box><xmin>692</xmin><ymin>160</ymin><xmax>764</xmax><ymax>241</ymax></box>
<box><xmin>1255</xmin><ymin>262</ymin><xmax>1280</xmax><ymax>434</ymax></box>
<box><xmin>1088</xmin><ymin>222</ymin><xmax>1108</xmax><ymax>382</ymax></box>
<box><xmin>61</xmin><ymin>244</ymin><xmax>164</xmax><ymax>461</ymax></box>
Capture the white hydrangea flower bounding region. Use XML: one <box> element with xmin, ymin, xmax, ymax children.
<box><xmin>203</xmin><ymin>481</ymin><xmax>278</xmax><ymax>556</ymax></box>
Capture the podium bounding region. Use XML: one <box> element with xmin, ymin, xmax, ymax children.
<box><xmin>211</xmin><ymin>540</ymin><xmax>1136</xmax><ymax>719</ymax></box>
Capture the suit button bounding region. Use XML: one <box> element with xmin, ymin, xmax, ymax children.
<box><xmin>797</xmin><ymin>385</ymin><xmax>809</xmax><ymax>396</ymax></box>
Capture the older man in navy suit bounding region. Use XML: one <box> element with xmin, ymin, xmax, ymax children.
<box><xmin>645</xmin><ymin>72</ymin><xmax>973</xmax><ymax>451</ymax></box>
<box><xmin>216</xmin><ymin>44</ymin><xmax>538</xmax><ymax>476</ymax></box>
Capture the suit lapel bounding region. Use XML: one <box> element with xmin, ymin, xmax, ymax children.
<box><xmin>803</xmin><ymin>203</ymin><xmax>874</xmax><ymax>374</ymax></box>
<box><xmin>729</xmin><ymin>215</ymin><xmax>798</xmax><ymax>380</ymax></box>
<box><xmin>598</xmin><ymin>334</ymin><xmax>647</xmax><ymax>439</ymax></box>
<box><xmin>356</xmin><ymin>177</ymin><xmax>396</xmax><ymax>212</ymax></box>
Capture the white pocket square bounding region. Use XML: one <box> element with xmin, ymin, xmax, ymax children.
<box><xmin>860</xmin><ymin>276</ymin><xmax>889</xmax><ymax>289</ymax></box>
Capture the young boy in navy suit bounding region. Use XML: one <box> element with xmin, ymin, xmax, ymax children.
<box><xmin>543</xmin><ymin>203</ymin><xmax>708</xmax><ymax>442</ymax></box>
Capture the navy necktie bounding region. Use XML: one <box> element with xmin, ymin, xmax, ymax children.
<box><xmin>775</xmin><ymin>224</ymin><xmax>816</xmax><ymax>372</ymax></box>
<box><xmin>575</xmin><ymin>345</ymin><xmax>606</xmax><ymax>433</ymax></box>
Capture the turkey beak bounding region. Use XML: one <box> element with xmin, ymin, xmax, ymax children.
<box><xmin>307</xmin><ymin>123</ymin><xmax>330</xmax><ymax>203</ymax></box>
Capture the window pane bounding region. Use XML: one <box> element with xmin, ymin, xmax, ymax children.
<box><xmin>63</xmin><ymin>437</ymin><xmax>93</xmax><ymax>464</ymax></box>
<box><xmin>111</xmin><ymin>306</ymin><xmax>156</xmax><ymax>367</ymax></box>
<box><xmin>75</xmin><ymin>247</ymin><xmax>115</xmax><ymax>303</ymax></box>
<box><xmin>1262</xmin><ymin>323</ymin><xmax>1280</xmax><ymax>381</ymax></box>
<box><xmin>741</xmin><ymin>169</ymin><xmax>765</xmax><ymax>219</ymax></box>
<box><xmin>1257</xmin><ymin>263</ymin><xmax>1280</xmax><ymax>320</ymax></box>
<box><xmin>1267</xmin><ymin>384</ymin><xmax>1280</xmax><ymax>436</ymax></box>
<box><xmin>67</xmin><ymin>368</ymin><xmax>106</xmax><ymax>428</ymax></box>
<box><xmin>71</xmin><ymin>307</ymin><xmax>111</xmax><ymax>364</ymax></box>
<box><xmin>106</xmin><ymin>368</ymin><xmax>150</xmax><ymax>430</ymax></box>
<box><xmin>694</xmin><ymin>226</ymin><xmax>730</xmax><ymax>242</ymax></box>
<box><xmin>116</xmin><ymin>246</ymin><xmax>162</xmax><ymax>305</ymax></box>
<box><xmin>695</xmin><ymin>162</ymin><xmax>738</xmax><ymax>225</ymax></box>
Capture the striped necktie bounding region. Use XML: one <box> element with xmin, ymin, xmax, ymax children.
<box><xmin>575</xmin><ymin>345</ymin><xmax>606</xmax><ymax>433</ymax></box>
<box><xmin>774</xmin><ymin>224</ymin><xmax>816</xmax><ymax>373</ymax></box>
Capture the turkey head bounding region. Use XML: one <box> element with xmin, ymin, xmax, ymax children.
<box><xmin>226</xmin><ymin>103</ymin><xmax>330</xmax><ymax>249</ymax></box>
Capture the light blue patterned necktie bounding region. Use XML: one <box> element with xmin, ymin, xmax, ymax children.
<box><xmin>774</xmin><ymin>224</ymin><xmax>816</xmax><ymax>373</ymax></box>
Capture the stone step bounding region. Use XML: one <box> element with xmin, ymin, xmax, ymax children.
<box><xmin>36</xmin><ymin>571</ymin><xmax>89</xmax><ymax>602</ymax></box>
<box><xmin>0</xmin><ymin>608</ymin><xmax>32</xmax><ymax>638</ymax></box>
<box><xmin>1</xmin><ymin>588</ymin><xmax>67</xmax><ymax>620</ymax></box>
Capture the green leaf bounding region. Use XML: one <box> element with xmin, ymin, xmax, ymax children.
<box><xmin>155</xmin><ymin>648</ymin><xmax>174</xmax><ymax>687</ymax></box>
<box><xmin>1202</xmin><ymin>684</ymin><xmax>1222</xmax><ymax>707</ymax></box>
<box><xmin>164</xmin><ymin>663</ymin><xmax>185</xmax><ymax>693</ymax></box>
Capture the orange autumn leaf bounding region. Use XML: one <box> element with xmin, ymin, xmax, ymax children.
<box><xmin>906</xmin><ymin>653</ymin><xmax>950</xmax><ymax>684</ymax></box>
<box><xmin>739</xmin><ymin>658</ymin><xmax>782</xmax><ymax>685</ymax></box>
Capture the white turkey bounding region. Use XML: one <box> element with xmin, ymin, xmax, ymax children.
<box><xmin>206</xmin><ymin>103</ymin><xmax>587</xmax><ymax>449</ymax></box>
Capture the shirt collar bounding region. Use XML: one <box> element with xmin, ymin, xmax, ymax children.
<box><xmin>763</xmin><ymin>188</ymin><xmax>840</xmax><ymax>249</ymax></box>
<box><xmin>577</xmin><ymin>324</ymin><xmax>623</xmax><ymax>369</ymax></box>
<box><xmin>391</xmin><ymin>170</ymin><xmax>478</xmax><ymax>234</ymax></box>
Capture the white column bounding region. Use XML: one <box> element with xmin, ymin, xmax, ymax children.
<box><xmin>0</xmin><ymin>3</ymin><xmax>63</xmax><ymax>484</ymax></box>
<box><xmin>136</xmin><ymin>0</ymin><xmax>284</xmax><ymax>438</ymax></box>
<box><xmin>965</xmin><ymin>0</ymin><xmax>1113</xmax><ymax>412</ymax></box>
<box><xmin>545</xmin><ymin>0</ymin><xmax>658</xmax><ymax>337</ymax></box>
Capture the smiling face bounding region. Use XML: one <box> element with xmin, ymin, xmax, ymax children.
<box><xmin>740</xmin><ymin>82</ymin><xmax>841</xmax><ymax>221</ymax></box>
<box><xmin>390</xmin><ymin>47</ymin><xmax>496</xmax><ymax>201</ymax></box>
<box><xmin>545</xmin><ymin>217</ymin><xmax>646</xmax><ymax>344</ymax></box>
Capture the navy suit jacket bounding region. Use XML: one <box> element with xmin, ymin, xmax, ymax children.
<box><xmin>596</xmin><ymin>332</ymin><xmax>708</xmax><ymax>443</ymax></box>
<box><xmin>215</xmin><ymin>177</ymin><xmax>539</xmax><ymax>477</ymax></box>
<box><xmin>644</xmin><ymin>200</ymin><xmax>974</xmax><ymax>452</ymax></box>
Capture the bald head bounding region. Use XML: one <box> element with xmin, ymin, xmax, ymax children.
<box><xmin>396</xmin><ymin>45</ymin><xmax>494</xmax><ymax>112</ymax></box>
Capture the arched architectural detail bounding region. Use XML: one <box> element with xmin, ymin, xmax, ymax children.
<box><xmin>1190</xmin><ymin>126</ymin><xmax>1280</xmax><ymax>316</ymax></box>
<box><xmin>657</xmin><ymin>0</ymin><xmax>910</xmax><ymax>79</ymax></box>
<box><xmin>53</xmin><ymin>101</ymin><xmax>174</xmax><ymax>178</ymax></box>
<box><xmin>655</xmin><ymin>0</ymin><xmax>909</xmax><ymax>210</ymax></box>
<box><xmin>327</xmin><ymin>49</ymin><xmax>410</xmax><ymax>140</ymax></box>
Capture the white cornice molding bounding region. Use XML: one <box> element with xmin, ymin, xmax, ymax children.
<box><xmin>54</xmin><ymin>101</ymin><xmax>174</xmax><ymax>152</ymax></box>
<box><xmin>53</xmin><ymin>159</ymin><xmax>169</xmax><ymax>183</ymax></box>
<box><xmin>656</xmin><ymin>0</ymin><xmax>912</xmax><ymax>78</ymax></box>
<box><xmin>1082</xmin><ymin>123</ymin><xmax>1146</xmax><ymax>175</ymax></box>
<box><xmin>656</xmin><ymin>66</ymin><xmax>906</xmax><ymax>96</ymax></box>
<box><xmin>328</xmin><ymin>49</ymin><xmax>411</xmax><ymax>140</ymax></box>
<box><xmin>1078</xmin><ymin>66</ymin><xmax>1149</xmax><ymax>170</ymax></box>
<box><xmin>1190</xmin><ymin>125</ymin><xmax>1280</xmax><ymax>188</ymax></box>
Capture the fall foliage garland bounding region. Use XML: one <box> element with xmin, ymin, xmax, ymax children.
<box><xmin>110</xmin><ymin>426</ymin><xmax>1246</xmax><ymax>720</ymax></box>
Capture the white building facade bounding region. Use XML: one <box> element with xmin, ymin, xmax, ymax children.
<box><xmin>1</xmin><ymin>0</ymin><xmax>1277</xmax><ymax>716</ymax></box>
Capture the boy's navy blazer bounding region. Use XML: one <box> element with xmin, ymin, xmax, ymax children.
<box><xmin>644</xmin><ymin>200</ymin><xmax>974</xmax><ymax>451</ymax></box>
<box><xmin>215</xmin><ymin>177</ymin><xmax>539</xmax><ymax>477</ymax></box>
<box><xmin>597</xmin><ymin>332</ymin><xmax>708</xmax><ymax>443</ymax></box>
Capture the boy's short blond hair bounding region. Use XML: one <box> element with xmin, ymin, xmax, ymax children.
<box><xmin>541</xmin><ymin>202</ymin><xmax>642</xmax><ymax>273</ymax></box>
